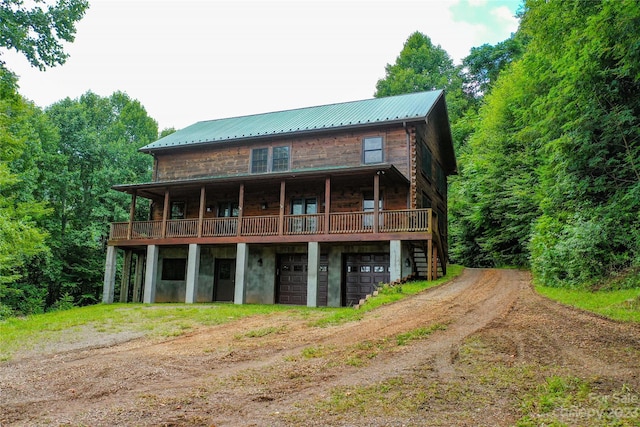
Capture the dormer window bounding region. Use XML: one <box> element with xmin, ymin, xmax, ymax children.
<box><xmin>363</xmin><ymin>136</ymin><xmax>383</xmax><ymax>164</ymax></box>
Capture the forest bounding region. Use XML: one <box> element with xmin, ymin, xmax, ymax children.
<box><xmin>1</xmin><ymin>0</ymin><xmax>639</xmax><ymax>317</ymax></box>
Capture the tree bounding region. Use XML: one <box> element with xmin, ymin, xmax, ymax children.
<box><xmin>0</xmin><ymin>0</ymin><xmax>89</xmax><ymax>71</ymax></box>
<box><xmin>36</xmin><ymin>91</ymin><xmax>157</xmax><ymax>306</ymax></box>
<box><xmin>0</xmin><ymin>68</ymin><xmax>51</xmax><ymax>315</ymax></box>
<box><xmin>463</xmin><ymin>35</ymin><xmax>524</xmax><ymax>98</ymax></box>
<box><xmin>375</xmin><ymin>32</ymin><xmax>471</xmax><ymax>125</ymax></box>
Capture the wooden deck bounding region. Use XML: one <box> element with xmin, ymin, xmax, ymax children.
<box><xmin>109</xmin><ymin>209</ymin><xmax>435</xmax><ymax>243</ymax></box>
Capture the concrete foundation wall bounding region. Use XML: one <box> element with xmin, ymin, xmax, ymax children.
<box><xmin>198</xmin><ymin>246</ymin><xmax>236</xmax><ymax>302</ymax></box>
<box><xmin>138</xmin><ymin>240</ymin><xmax>414</xmax><ymax>305</ymax></box>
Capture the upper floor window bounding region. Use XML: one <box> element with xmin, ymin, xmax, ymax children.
<box><xmin>436</xmin><ymin>164</ymin><xmax>447</xmax><ymax>196</ymax></box>
<box><xmin>272</xmin><ymin>146</ymin><xmax>290</xmax><ymax>172</ymax></box>
<box><xmin>251</xmin><ymin>146</ymin><xmax>290</xmax><ymax>173</ymax></box>
<box><xmin>251</xmin><ymin>148</ymin><xmax>269</xmax><ymax>173</ymax></box>
<box><xmin>363</xmin><ymin>136</ymin><xmax>383</xmax><ymax>164</ymax></box>
<box><xmin>421</xmin><ymin>144</ymin><xmax>433</xmax><ymax>179</ymax></box>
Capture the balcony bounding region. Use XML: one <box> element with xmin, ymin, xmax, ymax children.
<box><xmin>109</xmin><ymin>208</ymin><xmax>436</xmax><ymax>243</ymax></box>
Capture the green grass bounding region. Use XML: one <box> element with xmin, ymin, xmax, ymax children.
<box><xmin>516</xmin><ymin>377</ymin><xmax>640</xmax><ymax>426</ymax></box>
<box><xmin>0</xmin><ymin>303</ymin><xmax>313</xmax><ymax>361</ymax></box>
<box><xmin>395</xmin><ymin>323</ymin><xmax>447</xmax><ymax>346</ymax></box>
<box><xmin>313</xmin><ymin>264</ymin><xmax>464</xmax><ymax>327</ymax></box>
<box><xmin>536</xmin><ymin>285</ymin><xmax>640</xmax><ymax>323</ymax></box>
<box><xmin>0</xmin><ymin>265</ymin><xmax>465</xmax><ymax>361</ymax></box>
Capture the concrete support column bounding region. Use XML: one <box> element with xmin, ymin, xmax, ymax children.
<box><xmin>119</xmin><ymin>250</ymin><xmax>133</xmax><ymax>302</ymax></box>
<box><xmin>234</xmin><ymin>243</ymin><xmax>248</xmax><ymax>304</ymax></box>
<box><xmin>390</xmin><ymin>240</ymin><xmax>402</xmax><ymax>283</ymax></box>
<box><xmin>102</xmin><ymin>246</ymin><xmax>117</xmax><ymax>304</ymax></box>
<box><xmin>132</xmin><ymin>252</ymin><xmax>145</xmax><ymax>303</ymax></box>
<box><xmin>143</xmin><ymin>245</ymin><xmax>159</xmax><ymax>303</ymax></box>
<box><xmin>185</xmin><ymin>244</ymin><xmax>200</xmax><ymax>303</ymax></box>
<box><xmin>327</xmin><ymin>246</ymin><xmax>342</xmax><ymax>307</ymax></box>
<box><xmin>307</xmin><ymin>241</ymin><xmax>320</xmax><ymax>307</ymax></box>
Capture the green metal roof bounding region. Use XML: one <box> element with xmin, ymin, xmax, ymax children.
<box><xmin>141</xmin><ymin>90</ymin><xmax>444</xmax><ymax>152</ymax></box>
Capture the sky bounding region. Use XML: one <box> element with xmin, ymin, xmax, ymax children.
<box><xmin>4</xmin><ymin>0</ymin><xmax>522</xmax><ymax>131</ymax></box>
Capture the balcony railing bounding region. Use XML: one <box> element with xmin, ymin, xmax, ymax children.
<box><xmin>109</xmin><ymin>209</ymin><xmax>434</xmax><ymax>241</ymax></box>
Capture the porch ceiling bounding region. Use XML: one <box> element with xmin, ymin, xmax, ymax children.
<box><xmin>112</xmin><ymin>164</ymin><xmax>409</xmax><ymax>199</ymax></box>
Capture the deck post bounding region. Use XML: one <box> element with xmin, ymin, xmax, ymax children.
<box><xmin>119</xmin><ymin>249</ymin><xmax>133</xmax><ymax>302</ymax></box>
<box><xmin>234</xmin><ymin>243</ymin><xmax>248</xmax><ymax>304</ymax></box>
<box><xmin>427</xmin><ymin>240</ymin><xmax>433</xmax><ymax>281</ymax></box>
<box><xmin>389</xmin><ymin>240</ymin><xmax>402</xmax><ymax>283</ymax></box>
<box><xmin>161</xmin><ymin>190</ymin><xmax>170</xmax><ymax>238</ymax></box>
<box><xmin>432</xmin><ymin>245</ymin><xmax>438</xmax><ymax>280</ymax></box>
<box><xmin>198</xmin><ymin>186</ymin><xmax>206</xmax><ymax>238</ymax></box>
<box><xmin>307</xmin><ymin>241</ymin><xmax>320</xmax><ymax>307</ymax></box>
<box><xmin>143</xmin><ymin>245</ymin><xmax>159</xmax><ymax>303</ymax></box>
<box><xmin>373</xmin><ymin>172</ymin><xmax>380</xmax><ymax>233</ymax></box>
<box><xmin>237</xmin><ymin>184</ymin><xmax>244</xmax><ymax>236</ymax></box>
<box><xmin>102</xmin><ymin>245</ymin><xmax>117</xmax><ymax>304</ymax></box>
<box><xmin>324</xmin><ymin>177</ymin><xmax>330</xmax><ymax>234</ymax></box>
<box><xmin>127</xmin><ymin>191</ymin><xmax>137</xmax><ymax>240</ymax></box>
<box><xmin>185</xmin><ymin>243</ymin><xmax>200</xmax><ymax>303</ymax></box>
<box><xmin>278</xmin><ymin>180</ymin><xmax>286</xmax><ymax>235</ymax></box>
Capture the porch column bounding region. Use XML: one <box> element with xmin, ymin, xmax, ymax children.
<box><xmin>185</xmin><ymin>244</ymin><xmax>200</xmax><ymax>303</ymax></box>
<box><xmin>427</xmin><ymin>240</ymin><xmax>433</xmax><ymax>281</ymax></box>
<box><xmin>237</xmin><ymin>184</ymin><xmax>244</xmax><ymax>235</ymax></box>
<box><xmin>127</xmin><ymin>191</ymin><xmax>137</xmax><ymax>240</ymax></box>
<box><xmin>234</xmin><ymin>243</ymin><xmax>248</xmax><ymax>304</ymax></box>
<box><xmin>132</xmin><ymin>251</ymin><xmax>145</xmax><ymax>303</ymax></box>
<box><xmin>198</xmin><ymin>186</ymin><xmax>206</xmax><ymax>237</ymax></box>
<box><xmin>432</xmin><ymin>244</ymin><xmax>439</xmax><ymax>280</ymax></box>
<box><xmin>143</xmin><ymin>245</ymin><xmax>159</xmax><ymax>303</ymax></box>
<box><xmin>278</xmin><ymin>180</ymin><xmax>286</xmax><ymax>235</ymax></box>
<box><xmin>307</xmin><ymin>241</ymin><xmax>320</xmax><ymax>307</ymax></box>
<box><xmin>324</xmin><ymin>177</ymin><xmax>330</xmax><ymax>234</ymax></box>
<box><xmin>119</xmin><ymin>249</ymin><xmax>133</xmax><ymax>302</ymax></box>
<box><xmin>373</xmin><ymin>172</ymin><xmax>380</xmax><ymax>233</ymax></box>
<box><xmin>161</xmin><ymin>190</ymin><xmax>170</xmax><ymax>238</ymax></box>
<box><xmin>102</xmin><ymin>245</ymin><xmax>117</xmax><ymax>304</ymax></box>
<box><xmin>389</xmin><ymin>240</ymin><xmax>402</xmax><ymax>283</ymax></box>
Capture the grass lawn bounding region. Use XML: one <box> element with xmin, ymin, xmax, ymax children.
<box><xmin>536</xmin><ymin>285</ymin><xmax>640</xmax><ymax>323</ymax></box>
<box><xmin>0</xmin><ymin>265</ymin><xmax>464</xmax><ymax>361</ymax></box>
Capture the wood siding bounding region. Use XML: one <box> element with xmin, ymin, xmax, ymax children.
<box><xmin>153</xmin><ymin>127</ymin><xmax>410</xmax><ymax>182</ymax></box>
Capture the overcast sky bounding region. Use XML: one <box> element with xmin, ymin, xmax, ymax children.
<box><xmin>4</xmin><ymin>0</ymin><xmax>521</xmax><ymax>131</ymax></box>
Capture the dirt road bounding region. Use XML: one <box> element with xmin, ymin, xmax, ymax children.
<box><xmin>1</xmin><ymin>269</ymin><xmax>639</xmax><ymax>426</ymax></box>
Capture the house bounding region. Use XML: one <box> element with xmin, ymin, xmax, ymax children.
<box><xmin>102</xmin><ymin>90</ymin><xmax>456</xmax><ymax>307</ymax></box>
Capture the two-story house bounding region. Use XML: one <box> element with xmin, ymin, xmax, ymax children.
<box><xmin>102</xmin><ymin>90</ymin><xmax>456</xmax><ymax>307</ymax></box>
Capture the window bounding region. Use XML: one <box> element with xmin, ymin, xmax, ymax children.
<box><xmin>251</xmin><ymin>146</ymin><xmax>290</xmax><ymax>173</ymax></box>
<box><xmin>363</xmin><ymin>136</ymin><xmax>383</xmax><ymax>164</ymax></box>
<box><xmin>161</xmin><ymin>258</ymin><xmax>187</xmax><ymax>281</ymax></box>
<box><xmin>290</xmin><ymin>198</ymin><xmax>317</xmax><ymax>233</ymax></box>
<box><xmin>421</xmin><ymin>144</ymin><xmax>433</xmax><ymax>179</ymax></box>
<box><xmin>421</xmin><ymin>192</ymin><xmax>432</xmax><ymax>209</ymax></box>
<box><xmin>251</xmin><ymin>148</ymin><xmax>268</xmax><ymax>173</ymax></box>
<box><xmin>272</xmin><ymin>146</ymin><xmax>290</xmax><ymax>172</ymax></box>
<box><xmin>170</xmin><ymin>201</ymin><xmax>185</xmax><ymax>219</ymax></box>
<box><xmin>218</xmin><ymin>202</ymin><xmax>239</xmax><ymax>217</ymax></box>
<box><xmin>363</xmin><ymin>191</ymin><xmax>383</xmax><ymax>228</ymax></box>
<box><xmin>436</xmin><ymin>164</ymin><xmax>446</xmax><ymax>196</ymax></box>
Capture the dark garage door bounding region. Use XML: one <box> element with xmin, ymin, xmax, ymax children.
<box><xmin>277</xmin><ymin>254</ymin><xmax>328</xmax><ymax>305</ymax></box>
<box><xmin>344</xmin><ymin>254</ymin><xmax>390</xmax><ymax>306</ymax></box>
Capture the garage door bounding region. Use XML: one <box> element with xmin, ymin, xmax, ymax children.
<box><xmin>277</xmin><ymin>254</ymin><xmax>328</xmax><ymax>305</ymax></box>
<box><xmin>344</xmin><ymin>254</ymin><xmax>390</xmax><ymax>306</ymax></box>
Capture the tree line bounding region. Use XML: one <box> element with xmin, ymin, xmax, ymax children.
<box><xmin>2</xmin><ymin>0</ymin><xmax>639</xmax><ymax>317</ymax></box>
<box><xmin>375</xmin><ymin>0</ymin><xmax>639</xmax><ymax>289</ymax></box>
